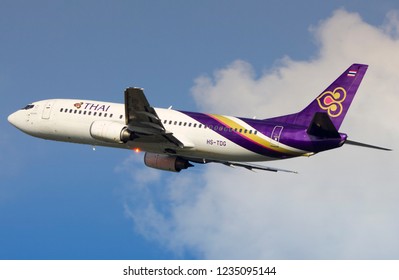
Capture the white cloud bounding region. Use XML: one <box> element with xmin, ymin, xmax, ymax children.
<box><xmin>123</xmin><ymin>9</ymin><xmax>399</xmax><ymax>259</ymax></box>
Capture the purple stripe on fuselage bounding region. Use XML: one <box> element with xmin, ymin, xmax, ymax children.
<box><xmin>180</xmin><ymin>110</ymin><xmax>294</xmax><ymax>158</ymax></box>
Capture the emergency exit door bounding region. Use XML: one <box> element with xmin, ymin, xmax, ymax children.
<box><xmin>42</xmin><ymin>101</ymin><xmax>54</xmax><ymax>119</ymax></box>
<box><xmin>271</xmin><ymin>126</ymin><xmax>283</xmax><ymax>147</ymax></box>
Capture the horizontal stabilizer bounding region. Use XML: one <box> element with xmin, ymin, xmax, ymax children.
<box><xmin>345</xmin><ymin>140</ymin><xmax>392</xmax><ymax>151</ymax></box>
<box><xmin>307</xmin><ymin>112</ymin><xmax>340</xmax><ymax>138</ymax></box>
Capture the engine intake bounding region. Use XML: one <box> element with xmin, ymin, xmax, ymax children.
<box><xmin>144</xmin><ymin>152</ymin><xmax>193</xmax><ymax>172</ymax></box>
<box><xmin>90</xmin><ymin>121</ymin><xmax>132</xmax><ymax>143</ymax></box>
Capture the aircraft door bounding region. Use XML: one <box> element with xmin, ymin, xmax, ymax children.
<box><xmin>271</xmin><ymin>126</ymin><xmax>283</xmax><ymax>147</ymax></box>
<box><xmin>42</xmin><ymin>101</ymin><xmax>54</xmax><ymax>119</ymax></box>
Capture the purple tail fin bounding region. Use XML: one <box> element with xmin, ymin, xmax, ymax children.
<box><xmin>269</xmin><ymin>64</ymin><xmax>368</xmax><ymax>130</ymax></box>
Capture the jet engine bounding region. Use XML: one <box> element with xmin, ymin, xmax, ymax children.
<box><xmin>90</xmin><ymin>121</ymin><xmax>132</xmax><ymax>143</ymax></box>
<box><xmin>144</xmin><ymin>152</ymin><xmax>193</xmax><ymax>172</ymax></box>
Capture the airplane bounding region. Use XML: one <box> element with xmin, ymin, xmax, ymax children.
<box><xmin>8</xmin><ymin>63</ymin><xmax>390</xmax><ymax>173</ymax></box>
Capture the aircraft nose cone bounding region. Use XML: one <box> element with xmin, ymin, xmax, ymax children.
<box><xmin>8</xmin><ymin>112</ymin><xmax>17</xmax><ymax>126</ymax></box>
<box><xmin>8</xmin><ymin>111</ymin><xmax>24</xmax><ymax>129</ymax></box>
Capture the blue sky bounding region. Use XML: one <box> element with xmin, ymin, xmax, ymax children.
<box><xmin>1</xmin><ymin>1</ymin><xmax>399</xmax><ymax>259</ymax></box>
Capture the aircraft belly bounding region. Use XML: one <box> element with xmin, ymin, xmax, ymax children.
<box><xmin>37</xmin><ymin>117</ymin><xmax>94</xmax><ymax>144</ymax></box>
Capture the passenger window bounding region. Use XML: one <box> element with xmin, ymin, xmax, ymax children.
<box><xmin>198</xmin><ymin>124</ymin><xmax>202</xmax><ymax>128</ymax></box>
<box><xmin>174</xmin><ymin>121</ymin><xmax>177</xmax><ymax>125</ymax></box>
<box><xmin>60</xmin><ymin>108</ymin><xmax>63</xmax><ymax>112</ymax></box>
<box><xmin>239</xmin><ymin>128</ymin><xmax>242</xmax><ymax>133</ymax></box>
<box><xmin>244</xmin><ymin>129</ymin><xmax>247</xmax><ymax>134</ymax></box>
<box><xmin>254</xmin><ymin>131</ymin><xmax>258</xmax><ymax>135</ymax></box>
<box><xmin>69</xmin><ymin>109</ymin><xmax>73</xmax><ymax>113</ymax></box>
<box><xmin>74</xmin><ymin>110</ymin><xmax>77</xmax><ymax>114</ymax></box>
<box><xmin>79</xmin><ymin>111</ymin><xmax>82</xmax><ymax>114</ymax></box>
<box><xmin>188</xmin><ymin>123</ymin><xmax>192</xmax><ymax>127</ymax></box>
<box><xmin>249</xmin><ymin>130</ymin><xmax>252</xmax><ymax>134</ymax></box>
<box><xmin>183</xmin><ymin>122</ymin><xmax>187</xmax><ymax>126</ymax></box>
<box><xmin>119</xmin><ymin>115</ymin><xmax>123</xmax><ymax>119</ymax></box>
<box><xmin>104</xmin><ymin>113</ymin><xmax>107</xmax><ymax>117</ymax></box>
<box><xmin>110</xmin><ymin>114</ymin><xmax>113</xmax><ymax>118</ymax></box>
<box><xmin>93</xmin><ymin>112</ymin><xmax>97</xmax><ymax>116</ymax></box>
<box><xmin>88</xmin><ymin>111</ymin><xmax>92</xmax><ymax>115</ymax></box>
<box><xmin>179</xmin><ymin>122</ymin><xmax>182</xmax><ymax>126</ymax></box>
<box><xmin>83</xmin><ymin>111</ymin><xmax>87</xmax><ymax>115</ymax></box>
<box><xmin>169</xmin><ymin>120</ymin><xmax>172</xmax><ymax>125</ymax></box>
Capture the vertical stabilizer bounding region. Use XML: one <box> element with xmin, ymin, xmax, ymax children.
<box><xmin>269</xmin><ymin>64</ymin><xmax>368</xmax><ymax>130</ymax></box>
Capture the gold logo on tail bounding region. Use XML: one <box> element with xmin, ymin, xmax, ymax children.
<box><xmin>316</xmin><ymin>87</ymin><xmax>346</xmax><ymax>118</ymax></box>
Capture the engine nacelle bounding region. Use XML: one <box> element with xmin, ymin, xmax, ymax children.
<box><xmin>90</xmin><ymin>121</ymin><xmax>131</xmax><ymax>143</ymax></box>
<box><xmin>144</xmin><ymin>152</ymin><xmax>193</xmax><ymax>172</ymax></box>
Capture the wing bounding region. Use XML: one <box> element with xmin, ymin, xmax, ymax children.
<box><xmin>189</xmin><ymin>158</ymin><xmax>297</xmax><ymax>173</ymax></box>
<box><xmin>124</xmin><ymin>87</ymin><xmax>184</xmax><ymax>148</ymax></box>
<box><xmin>218</xmin><ymin>161</ymin><xmax>298</xmax><ymax>173</ymax></box>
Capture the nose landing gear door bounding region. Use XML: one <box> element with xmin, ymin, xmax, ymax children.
<box><xmin>42</xmin><ymin>101</ymin><xmax>54</xmax><ymax>119</ymax></box>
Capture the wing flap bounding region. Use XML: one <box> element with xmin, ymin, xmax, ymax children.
<box><xmin>124</xmin><ymin>87</ymin><xmax>186</xmax><ymax>148</ymax></box>
<box><xmin>124</xmin><ymin>87</ymin><xmax>164</xmax><ymax>131</ymax></box>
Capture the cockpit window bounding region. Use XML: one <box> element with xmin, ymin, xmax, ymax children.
<box><xmin>22</xmin><ymin>104</ymin><xmax>34</xmax><ymax>110</ymax></box>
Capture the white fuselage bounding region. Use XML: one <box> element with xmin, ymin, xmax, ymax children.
<box><xmin>9</xmin><ymin>99</ymin><xmax>306</xmax><ymax>162</ymax></box>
